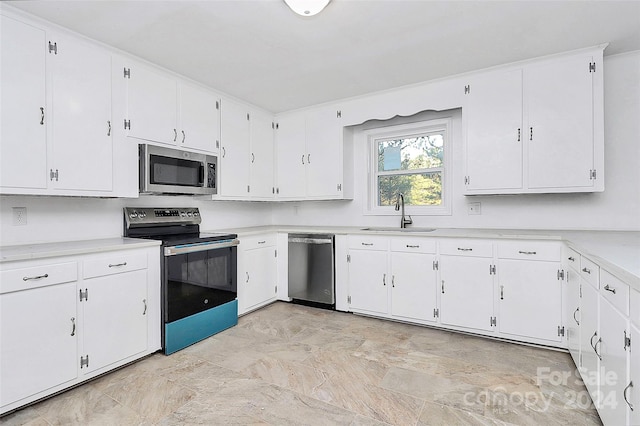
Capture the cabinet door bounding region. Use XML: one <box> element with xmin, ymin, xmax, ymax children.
<box><xmin>348</xmin><ymin>250</ymin><xmax>388</xmax><ymax>315</ymax></box>
<box><xmin>580</xmin><ymin>281</ymin><xmax>600</xmax><ymax>397</ymax></box>
<box><xmin>250</xmin><ymin>109</ymin><xmax>275</xmax><ymax>199</ymax></box>
<box><xmin>306</xmin><ymin>106</ymin><xmax>342</xmax><ymax>198</ymax></box>
<box><xmin>0</xmin><ymin>16</ymin><xmax>47</xmax><ymax>190</ymax></box>
<box><xmin>390</xmin><ymin>252</ymin><xmax>437</xmax><ymax>322</ymax></box>
<box><xmin>0</xmin><ymin>283</ymin><xmax>77</xmax><ymax>406</ymax></box>
<box><xmin>498</xmin><ymin>260</ymin><xmax>562</xmax><ymax>342</ymax></box>
<box><xmin>440</xmin><ymin>255</ymin><xmax>494</xmax><ymax>332</ymax></box>
<box><xmin>464</xmin><ymin>70</ymin><xmax>523</xmax><ymax>191</ymax></box>
<box><xmin>82</xmin><ymin>270</ymin><xmax>147</xmax><ymax>374</ymax></box>
<box><xmin>275</xmin><ymin>113</ymin><xmax>306</xmax><ymax>199</ymax></box>
<box><xmin>565</xmin><ymin>269</ymin><xmax>581</xmax><ymax>366</ymax></box>
<box><xmin>179</xmin><ymin>82</ymin><xmax>220</xmax><ymax>153</ymax></box>
<box><xmin>49</xmin><ymin>32</ymin><xmax>112</xmax><ymax>191</ymax></box>
<box><xmin>220</xmin><ymin>99</ymin><xmax>250</xmax><ymax>197</ymax></box>
<box><xmin>629</xmin><ymin>324</ymin><xmax>640</xmax><ymax>426</ymax></box>
<box><xmin>598</xmin><ymin>299</ymin><xmax>629</xmax><ymax>426</ymax></box>
<box><xmin>126</xmin><ymin>62</ymin><xmax>177</xmax><ymax>145</ymax></box>
<box><xmin>526</xmin><ymin>54</ymin><xmax>594</xmax><ymax>189</ymax></box>
<box><xmin>242</xmin><ymin>247</ymin><xmax>277</xmax><ymax>313</ymax></box>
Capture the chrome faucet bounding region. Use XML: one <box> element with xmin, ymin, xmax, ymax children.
<box><xmin>395</xmin><ymin>193</ymin><xmax>413</xmax><ymax>229</ymax></box>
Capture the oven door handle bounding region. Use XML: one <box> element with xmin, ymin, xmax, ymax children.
<box><xmin>164</xmin><ymin>239</ymin><xmax>239</xmax><ymax>256</ymax></box>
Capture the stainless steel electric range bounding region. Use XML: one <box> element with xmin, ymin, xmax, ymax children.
<box><xmin>124</xmin><ymin>207</ymin><xmax>238</xmax><ymax>354</ymax></box>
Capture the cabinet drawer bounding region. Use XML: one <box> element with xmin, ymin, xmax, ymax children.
<box><xmin>497</xmin><ymin>241</ymin><xmax>561</xmax><ymax>262</ymax></box>
<box><xmin>348</xmin><ymin>235</ymin><xmax>389</xmax><ymax>251</ymax></box>
<box><xmin>439</xmin><ymin>239</ymin><xmax>493</xmax><ymax>258</ymax></box>
<box><xmin>600</xmin><ymin>269</ymin><xmax>629</xmax><ymax>315</ymax></box>
<box><xmin>0</xmin><ymin>262</ymin><xmax>77</xmax><ymax>294</ymax></box>
<box><xmin>242</xmin><ymin>234</ymin><xmax>277</xmax><ymax>250</ymax></box>
<box><xmin>83</xmin><ymin>252</ymin><xmax>147</xmax><ymax>279</ymax></box>
<box><xmin>565</xmin><ymin>247</ymin><xmax>581</xmax><ymax>272</ymax></box>
<box><xmin>631</xmin><ymin>288</ymin><xmax>640</xmax><ymax>328</ymax></box>
<box><xmin>580</xmin><ymin>257</ymin><xmax>599</xmax><ymax>289</ymax></box>
<box><xmin>390</xmin><ymin>238</ymin><xmax>436</xmax><ymax>254</ymax></box>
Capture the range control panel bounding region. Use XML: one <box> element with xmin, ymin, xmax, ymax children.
<box><xmin>124</xmin><ymin>207</ymin><xmax>201</xmax><ymax>227</ymax></box>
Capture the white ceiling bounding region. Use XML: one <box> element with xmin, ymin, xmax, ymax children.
<box><xmin>6</xmin><ymin>0</ymin><xmax>640</xmax><ymax>113</ymax></box>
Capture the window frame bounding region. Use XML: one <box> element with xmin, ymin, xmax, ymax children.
<box><xmin>365</xmin><ymin>118</ymin><xmax>452</xmax><ymax>216</ymax></box>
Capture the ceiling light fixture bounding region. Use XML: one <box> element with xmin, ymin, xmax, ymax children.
<box><xmin>284</xmin><ymin>0</ymin><xmax>331</xmax><ymax>17</ymax></box>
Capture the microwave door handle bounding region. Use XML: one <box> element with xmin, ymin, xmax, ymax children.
<box><xmin>199</xmin><ymin>164</ymin><xmax>205</xmax><ymax>186</ymax></box>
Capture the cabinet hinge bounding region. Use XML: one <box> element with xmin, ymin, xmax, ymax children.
<box><xmin>79</xmin><ymin>288</ymin><xmax>88</xmax><ymax>302</ymax></box>
<box><xmin>246</xmin><ymin>113</ymin><xmax>250</xmax><ymax>121</ymax></box>
<box><xmin>216</xmin><ymin>100</ymin><xmax>219</xmax><ymax>110</ymax></box>
<box><xmin>272</xmin><ymin>122</ymin><xmax>275</xmax><ymax>129</ymax></box>
<box><xmin>557</xmin><ymin>269</ymin><xmax>565</xmax><ymax>281</ymax></box>
<box><xmin>589</xmin><ymin>62</ymin><xmax>596</xmax><ymax>73</ymax></box>
<box><xmin>337</xmin><ymin>110</ymin><xmax>342</xmax><ymax>118</ymax></box>
<box><xmin>216</xmin><ymin>140</ymin><xmax>220</xmax><ymax>149</ymax></box>
<box><xmin>433</xmin><ymin>308</ymin><xmax>439</xmax><ymax>318</ymax></box>
<box><xmin>80</xmin><ymin>355</ymin><xmax>89</xmax><ymax>369</ymax></box>
<box><xmin>275</xmin><ymin>123</ymin><xmax>279</xmax><ymax>130</ymax></box>
<box><xmin>49</xmin><ymin>169</ymin><xmax>59</xmax><ymax>182</ymax></box>
<box><xmin>275</xmin><ymin>249</ymin><xmax>278</xmax><ymax>258</ymax></box>
<box><xmin>347</xmin><ymin>254</ymin><xmax>351</xmax><ymax>263</ymax></box>
<box><xmin>337</xmin><ymin>183</ymin><xmax>342</xmax><ymax>191</ymax></box>
<box><xmin>624</xmin><ymin>330</ymin><xmax>631</xmax><ymax>351</ymax></box>
<box><xmin>124</xmin><ymin>119</ymin><xmax>131</xmax><ymax>130</ymax></box>
<box><xmin>433</xmin><ymin>260</ymin><xmax>439</xmax><ymax>271</ymax></box>
<box><xmin>123</xmin><ymin>67</ymin><xmax>131</xmax><ymax>79</ymax></box>
<box><xmin>464</xmin><ymin>176</ymin><xmax>470</xmax><ymax>185</ymax></box>
<box><xmin>490</xmin><ymin>316</ymin><xmax>497</xmax><ymax>327</ymax></box>
<box><xmin>48</xmin><ymin>41</ymin><xmax>57</xmax><ymax>55</ymax></box>
<box><xmin>489</xmin><ymin>265</ymin><xmax>496</xmax><ymax>275</ymax></box>
<box><xmin>247</xmin><ymin>185</ymin><xmax>250</xmax><ymax>193</ymax></box>
<box><xmin>464</xmin><ymin>85</ymin><xmax>470</xmax><ymax>94</ymax></box>
<box><xmin>347</xmin><ymin>295</ymin><xmax>352</xmax><ymax>304</ymax></box>
<box><xmin>275</xmin><ymin>285</ymin><xmax>278</xmax><ymax>294</ymax></box>
<box><xmin>558</xmin><ymin>326</ymin><xmax>565</xmax><ymax>337</ymax></box>
<box><xmin>589</xmin><ymin>169</ymin><xmax>597</xmax><ymax>180</ymax></box>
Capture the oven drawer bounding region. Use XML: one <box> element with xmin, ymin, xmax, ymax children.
<box><xmin>0</xmin><ymin>262</ymin><xmax>77</xmax><ymax>294</ymax></box>
<box><xmin>83</xmin><ymin>252</ymin><xmax>147</xmax><ymax>279</ymax></box>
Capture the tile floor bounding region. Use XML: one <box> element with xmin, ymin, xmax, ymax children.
<box><xmin>2</xmin><ymin>302</ymin><xmax>601</xmax><ymax>425</ymax></box>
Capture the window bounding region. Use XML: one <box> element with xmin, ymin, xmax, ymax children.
<box><xmin>367</xmin><ymin>118</ymin><xmax>451</xmax><ymax>215</ymax></box>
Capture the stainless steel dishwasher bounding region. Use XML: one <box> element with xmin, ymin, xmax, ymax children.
<box><xmin>288</xmin><ymin>233</ymin><xmax>335</xmax><ymax>309</ymax></box>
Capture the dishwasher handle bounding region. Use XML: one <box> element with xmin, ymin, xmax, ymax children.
<box><xmin>288</xmin><ymin>237</ymin><xmax>333</xmax><ymax>244</ymax></box>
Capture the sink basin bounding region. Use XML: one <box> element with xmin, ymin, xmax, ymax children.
<box><xmin>360</xmin><ymin>227</ymin><xmax>436</xmax><ymax>233</ymax></box>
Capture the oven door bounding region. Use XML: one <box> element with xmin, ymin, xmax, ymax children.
<box><xmin>163</xmin><ymin>240</ymin><xmax>238</xmax><ymax>323</ymax></box>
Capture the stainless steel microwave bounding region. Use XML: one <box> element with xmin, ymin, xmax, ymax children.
<box><xmin>139</xmin><ymin>144</ymin><xmax>217</xmax><ymax>195</ymax></box>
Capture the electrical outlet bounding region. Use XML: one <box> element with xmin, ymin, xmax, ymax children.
<box><xmin>12</xmin><ymin>207</ymin><xmax>27</xmax><ymax>226</ymax></box>
<box><xmin>468</xmin><ymin>202</ymin><xmax>481</xmax><ymax>215</ymax></box>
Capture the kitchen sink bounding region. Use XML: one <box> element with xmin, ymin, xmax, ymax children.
<box><xmin>360</xmin><ymin>227</ymin><xmax>436</xmax><ymax>233</ymax></box>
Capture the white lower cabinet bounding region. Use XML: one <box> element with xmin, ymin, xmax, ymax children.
<box><xmin>580</xmin><ymin>279</ymin><xmax>600</xmax><ymax>397</ymax></box>
<box><xmin>565</xmin><ymin>264</ymin><xmax>582</xmax><ymax>366</ymax></box>
<box><xmin>628</xmin><ymin>324</ymin><xmax>640</xmax><ymax>426</ymax></box>
<box><xmin>348</xmin><ymin>248</ymin><xmax>389</xmax><ymax>315</ymax></box>
<box><xmin>0</xmin><ymin>245</ymin><xmax>160</xmax><ymax>415</ymax></box>
<box><xmin>238</xmin><ymin>234</ymin><xmax>277</xmax><ymax>315</ymax></box>
<box><xmin>0</xmin><ymin>282</ymin><xmax>78</xmax><ymax>407</ymax></box>
<box><xmin>390</xmin><ymin>251</ymin><xmax>437</xmax><ymax>322</ymax></box>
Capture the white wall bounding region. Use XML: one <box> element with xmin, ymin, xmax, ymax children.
<box><xmin>272</xmin><ymin>52</ymin><xmax>640</xmax><ymax>231</ymax></box>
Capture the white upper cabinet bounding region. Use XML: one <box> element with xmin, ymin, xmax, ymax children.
<box><xmin>0</xmin><ymin>15</ymin><xmax>47</xmax><ymax>190</ymax></box>
<box><xmin>124</xmin><ymin>61</ymin><xmax>220</xmax><ymax>154</ymax></box>
<box><xmin>464</xmin><ymin>70</ymin><xmax>523</xmax><ymax>191</ymax></box>
<box><xmin>249</xmin><ymin>109</ymin><xmax>275</xmax><ymax>199</ymax></box>
<box><xmin>464</xmin><ymin>46</ymin><xmax>604</xmax><ymax>194</ymax></box>
<box><xmin>49</xmin><ymin>31</ymin><xmax>113</xmax><ymax>192</ymax></box>
<box><xmin>275</xmin><ymin>105</ymin><xmax>345</xmax><ymax>200</ymax></box>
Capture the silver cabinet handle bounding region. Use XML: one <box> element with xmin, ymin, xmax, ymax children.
<box><xmin>518</xmin><ymin>251</ymin><xmax>537</xmax><ymax>255</ymax></box>
<box><xmin>257</xmin><ymin>240</ymin><xmax>266</xmax><ymax>244</ymax></box>
<box><xmin>530</xmin><ymin>127</ymin><xmax>533</xmax><ymax>141</ymax></box>
<box><xmin>624</xmin><ymin>381</ymin><xmax>634</xmax><ymax>411</ymax></box>
<box><xmin>301</xmin><ymin>154</ymin><xmax>305</xmax><ymax>165</ymax></box>
<box><xmin>441</xmin><ymin>280</ymin><xmax>445</xmax><ymax>294</ymax></box>
<box><xmin>582</xmin><ymin>267</ymin><xmax>591</xmax><ymax>274</ymax></box>
<box><xmin>246</xmin><ymin>272</ymin><xmax>250</xmax><ymax>283</ymax></box>
<box><xmin>142</xmin><ymin>299</ymin><xmax>147</xmax><ymax>315</ymax></box>
<box><xmin>361</xmin><ymin>242</ymin><xmax>373</xmax><ymax>246</ymax></box>
<box><xmin>457</xmin><ymin>247</ymin><xmax>472</xmax><ymax>252</ymax></box>
<box><xmin>173</xmin><ymin>128</ymin><xmax>177</xmax><ymax>142</ymax></box>
<box><xmin>70</xmin><ymin>317</ymin><xmax>76</xmax><ymax>336</ymax></box>
<box><xmin>568</xmin><ymin>257</ymin><xmax>575</xmax><ymax>262</ymax></box>
<box><xmin>406</xmin><ymin>245</ymin><xmax>420</xmax><ymax>248</ymax></box>
<box><xmin>251</xmin><ymin>153</ymin><xmax>255</xmax><ymax>163</ymax></box>
<box><xmin>40</xmin><ymin>107</ymin><xmax>45</xmax><ymax>125</ymax></box>
<box><xmin>517</xmin><ymin>128</ymin><xmax>520</xmax><ymax>142</ymax></box>
<box><xmin>590</xmin><ymin>331</ymin><xmax>598</xmax><ymax>350</ymax></box>
<box><xmin>391</xmin><ymin>275</ymin><xmax>395</xmax><ymax>288</ymax></box>
<box><xmin>307</xmin><ymin>154</ymin><xmax>311</xmax><ymax>164</ymax></box>
<box><xmin>500</xmin><ymin>285</ymin><xmax>504</xmax><ymax>300</ymax></box>
<box><xmin>573</xmin><ymin>307</ymin><xmax>580</xmax><ymax>325</ymax></box>
<box><xmin>181</xmin><ymin>130</ymin><xmax>185</xmax><ymax>143</ymax></box>
<box><xmin>382</xmin><ymin>274</ymin><xmax>386</xmax><ymax>286</ymax></box>
<box><xmin>593</xmin><ymin>336</ymin><xmax>602</xmax><ymax>361</ymax></box>
<box><xmin>603</xmin><ymin>284</ymin><xmax>616</xmax><ymax>294</ymax></box>
<box><xmin>222</xmin><ymin>147</ymin><xmax>226</xmax><ymax>158</ymax></box>
<box><xmin>108</xmin><ymin>262</ymin><xmax>127</xmax><ymax>268</ymax></box>
<box><xmin>107</xmin><ymin>120</ymin><xmax>111</xmax><ymax>136</ymax></box>
<box><xmin>23</xmin><ymin>273</ymin><xmax>49</xmax><ymax>281</ymax></box>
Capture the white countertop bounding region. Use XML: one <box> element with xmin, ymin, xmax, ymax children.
<box><xmin>217</xmin><ymin>226</ymin><xmax>640</xmax><ymax>290</ymax></box>
<box><xmin>0</xmin><ymin>238</ymin><xmax>160</xmax><ymax>263</ymax></box>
